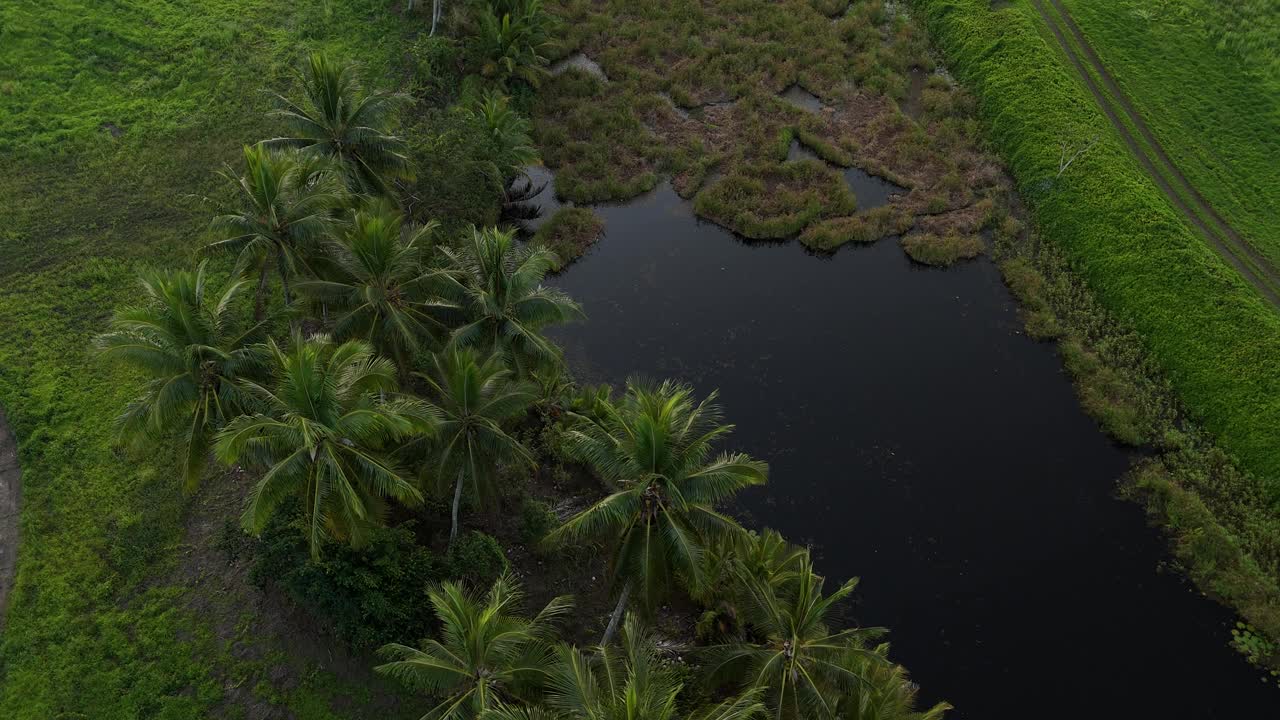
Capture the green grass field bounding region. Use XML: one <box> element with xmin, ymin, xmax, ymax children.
<box><xmin>0</xmin><ymin>1</ymin><xmax>423</xmax><ymax>716</ymax></box>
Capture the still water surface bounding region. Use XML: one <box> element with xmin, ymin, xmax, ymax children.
<box><xmin>542</xmin><ymin>181</ymin><xmax>1277</xmax><ymax>718</ymax></box>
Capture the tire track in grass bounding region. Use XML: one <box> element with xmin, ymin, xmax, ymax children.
<box><xmin>1027</xmin><ymin>0</ymin><xmax>1280</xmax><ymax>306</ymax></box>
<box><xmin>0</xmin><ymin>408</ymin><xmax>21</xmax><ymax>632</ymax></box>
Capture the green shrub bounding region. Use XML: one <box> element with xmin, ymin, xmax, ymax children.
<box><xmin>446</xmin><ymin>530</ymin><xmax>509</xmax><ymax>587</ymax></box>
<box><xmin>519</xmin><ymin>498</ymin><xmax>558</xmax><ymax>545</ymax></box>
<box><xmin>250</xmin><ymin>516</ymin><xmax>444</xmax><ymax>648</ymax></box>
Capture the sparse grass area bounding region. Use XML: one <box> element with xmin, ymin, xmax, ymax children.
<box><xmin>900</xmin><ymin>231</ymin><xmax>982</xmax><ymax>266</ymax></box>
<box><xmin>532</xmin><ymin>207</ymin><xmax>605</xmax><ymax>268</ymax></box>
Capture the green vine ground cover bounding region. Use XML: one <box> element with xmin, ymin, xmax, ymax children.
<box><xmin>0</xmin><ymin>1</ymin><xmax>423</xmax><ymax>717</ymax></box>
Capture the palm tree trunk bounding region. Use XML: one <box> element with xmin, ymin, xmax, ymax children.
<box><xmin>254</xmin><ymin>264</ymin><xmax>270</xmax><ymax>321</ymax></box>
<box><xmin>449</xmin><ymin>468</ymin><xmax>464</xmax><ymax>545</ymax></box>
<box><xmin>276</xmin><ymin>249</ymin><xmax>293</xmax><ymax>306</ymax></box>
<box><xmin>601</xmin><ymin>580</ymin><xmax>632</xmax><ymax>646</ymax></box>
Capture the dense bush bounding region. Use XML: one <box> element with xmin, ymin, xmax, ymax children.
<box><xmin>518</xmin><ymin>497</ymin><xmax>558</xmax><ymax>545</ymax></box>
<box><xmin>250</xmin><ymin>515</ymin><xmax>445</xmax><ymax>648</ymax></box>
<box><xmin>445</xmin><ymin>530</ymin><xmax>510</xmax><ymax>587</ymax></box>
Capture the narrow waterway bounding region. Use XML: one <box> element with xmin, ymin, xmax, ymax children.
<box><xmin>542</xmin><ymin>181</ymin><xmax>1277</xmax><ymax>717</ymax></box>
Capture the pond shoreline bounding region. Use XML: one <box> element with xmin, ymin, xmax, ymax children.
<box><xmin>0</xmin><ymin>408</ymin><xmax>21</xmax><ymax>630</ymax></box>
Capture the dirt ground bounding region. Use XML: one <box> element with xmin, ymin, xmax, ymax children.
<box><xmin>0</xmin><ymin>408</ymin><xmax>21</xmax><ymax>631</ymax></box>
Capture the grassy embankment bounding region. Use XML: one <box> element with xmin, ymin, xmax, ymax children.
<box><xmin>0</xmin><ymin>1</ymin><xmax>432</xmax><ymax>716</ymax></box>
<box><xmin>914</xmin><ymin>0</ymin><xmax>1280</xmax><ymax>666</ymax></box>
<box><xmin>1053</xmin><ymin>0</ymin><xmax>1280</xmax><ymax>268</ymax></box>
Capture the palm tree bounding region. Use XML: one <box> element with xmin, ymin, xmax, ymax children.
<box><xmin>702</xmin><ymin>556</ymin><xmax>887</xmax><ymax>720</ymax></box>
<box><xmin>544</xmin><ymin>380</ymin><xmax>768</xmax><ymax>645</ymax></box>
<box><xmin>376</xmin><ymin>574</ymin><xmax>572</xmax><ymax>720</ymax></box>
<box><xmin>96</xmin><ymin>261</ymin><xmax>264</xmax><ymax>491</ymax></box>
<box><xmin>296</xmin><ymin>204</ymin><xmax>443</xmax><ymax>382</ymax></box>
<box><xmin>429</xmin><ymin>226</ymin><xmax>582</xmax><ymax>376</ymax></box>
<box><xmin>418</xmin><ymin>347</ymin><xmax>536</xmax><ymax>544</ymax></box>
<box><xmin>264</xmin><ymin>53</ymin><xmax>412</xmax><ymax>196</ymax></box>
<box><xmin>547</xmin><ymin>614</ymin><xmax>766</xmax><ymax>720</ymax></box>
<box><xmin>215</xmin><ymin>333</ymin><xmax>435</xmax><ymax>557</ymax></box>
<box><xmin>476</xmin><ymin>0</ymin><xmax>555</xmax><ymax>89</ymax></box>
<box><xmin>837</xmin><ymin>649</ymin><xmax>951</xmax><ymax>720</ymax></box>
<box><xmin>697</xmin><ymin>529</ymin><xmax>809</xmax><ymax>641</ymax></box>
<box><xmin>470</xmin><ymin>90</ymin><xmax>539</xmax><ymax>197</ymax></box>
<box><xmin>206</xmin><ymin>144</ymin><xmax>343</xmax><ymax>319</ymax></box>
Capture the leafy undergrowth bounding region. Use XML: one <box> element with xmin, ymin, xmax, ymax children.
<box><xmin>0</xmin><ymin>1</ymin><xmax>429</xmax><ymax>717</ymax></box>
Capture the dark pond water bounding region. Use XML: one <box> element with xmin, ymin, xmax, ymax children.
<box><xmin>543</xmin><ymin>181</ymin><xmax>1278</xmax><ymax>717</ymax></box>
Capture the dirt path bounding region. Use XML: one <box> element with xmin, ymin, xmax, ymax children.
<box><xmin>1027</xmin><ymin>0</ymin><xmax>1280</xmax><ymax>305</ymax></box>
<box><xmin>0</xmin><ymin>408</ymin><xmax>22</xmax><ymax>631</ymax></box>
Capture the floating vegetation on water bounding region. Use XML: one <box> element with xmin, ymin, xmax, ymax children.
<box><xmin>536</xmin><ymin>0</ymin><xmax>999</xmax><ymax>248</ymax></box>
<box><xmin>532</xmin><ymin>206</ymin><xmax>605</xmax><ymax>270</ymax></box>
<box><xmin>900</xmin><ymin>230</ymin><xmax>982</xmax><ymax>266</ymax></box>
<box><xmin>799</xmin><ymin>206</ymin><xmax>914</xmax><ymax>251</ymax></box>
<box><xmin>694</xmin><ymin>159</ymin><xmax>855</xmax><ymax>239</ymax></box>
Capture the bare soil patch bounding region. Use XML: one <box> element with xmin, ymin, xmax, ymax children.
<box><xmin>0</xmin><ymin>408</ymin><xmax>20</xmax><ymax>631</ymax></box>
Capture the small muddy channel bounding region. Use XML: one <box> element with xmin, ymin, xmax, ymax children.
<box><xmin>542</xmin><ymin>181</ymin><xmax>1276</xmax><ymax>717</ymax></box>
<box><xmin>0</xmin><ymin>408</ymin><xmax>21</xmax><ymax>630</ymax></box>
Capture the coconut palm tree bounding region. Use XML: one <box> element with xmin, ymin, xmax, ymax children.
<box><xmin>476</xmin><ymin>0</ymin><xmax>555</xmax><ymax>89</ymax></box>
<box><xmin>215</xmin><ymin>333</ymin><xmax>435</xmax><ymax>557</ymax></box>
<box><xmin>696</xmin><ymin>529</ymin><xmax>809</xmax><ymax>642</ymax></box>
<box><xmin>376</xmin><ymin>574</ymin><xmax>572</xmax><ymax>720</ymax></box>
<box><xmin>96</xmin><ymin>261</ymin><xmax>265</xmax><ymax>491</ymax></box>
<box><xmin>837</xmin><ymin>649</ymin><xmax>951</xmax><ymax>720</ymax></box>
<box><xmin>206</xmin><ymin>144</ymin><xmax>343</xmax><ymax>319</ymax></box>
<box><xmin>429</xmin><ymin>226</ymin><xmax>581</xmax><ymax>376</ymax></box>
<box><xmin>544</xmin><ymin>380</ymin><xmax>768</xmax><ymax>645</ymax></box>
<box><xmin>264</xmin><ymin>53</ymin><xmax>412</xmax><ymax>196</ymax></box>
<box><xmin>417</xmin><ymin>347</ymin><xmax>536</xmax><ymax>544</ymax></box>
<box><xmin>547</xmin><ymin>613</ymin><xmax>766</xmax><ymax>720</ymax></box>
<box><xmin>470</xmin><ymin>90</ymin><xmax>539</xmax><ymax>197</ymax></box>
<box><xmin>702</xmin><ymin>556</ymin><xmax>888</xmax><ymax>720</ymax></box>
<box><xmin>295</xmin><ymin>204</ymin><xmax>443</xmax><ymax>382</ymax></box>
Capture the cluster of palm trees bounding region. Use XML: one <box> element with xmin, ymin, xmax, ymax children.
<box><xmin>97</xmin><ymin>45</ymin><xmax>946</xmax><ymax>720</ymax></box>
<box><xmin>373</xmin><ymin>544</ymin><xmax>949</xmax><ymax>720</ymax></box>
<box><xmin>97</xmin><ymin>52</ymin><xmax>580</xmax><ymax>555</ymax></box>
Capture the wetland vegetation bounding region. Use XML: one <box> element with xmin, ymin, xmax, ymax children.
<box><xmin>2</xmin><ymin>0</ymin><xmax>1280</xmax><ymax>717</ymax></box>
